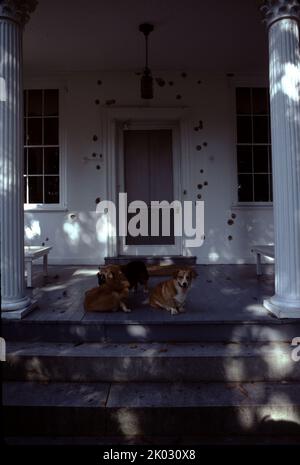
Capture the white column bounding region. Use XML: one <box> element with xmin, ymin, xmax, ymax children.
<box><xmin>0</xmin><ymin>0</ymin><xmax>37</xmax><ymax>318</ymax></box>
<box><xmin>261</xmin><ymin>0</ymin><xmax>300</xmax><ymax>318</ymax></box>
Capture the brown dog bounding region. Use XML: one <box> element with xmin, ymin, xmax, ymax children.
<box><xmin>84</xmin><ymin>265</ymin><xmax>131</xmax><ymax>312</ymax></box>
<box><xmin>149</xmin><ymin>267</ymin><xmax>197</xmax><ymax>315</ymax></box>
<box><xmin>97</xmin><ymin>265</ymin><xmax>123</xmax><ymax>286</ymax></box>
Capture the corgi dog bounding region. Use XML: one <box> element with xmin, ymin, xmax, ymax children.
<box><xmin>85</xmin><ymin>265</ymin><xmax>131</xmax><ymax>313</ymax></box>
<box><xmin>149</xmin><ymin>267</ymin><xmax>197</xmax><ymax>315</ymax></box>
<box><xmin>97</xmin><ymin>265</ymin><xmax>123</xmax><ymax>286</ymax></box>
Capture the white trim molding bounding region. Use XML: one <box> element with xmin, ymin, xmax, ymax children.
<box><xmin>101</xmin><ymin>106</ymin><xmax>191</xmax><ymax>257</ymax></box>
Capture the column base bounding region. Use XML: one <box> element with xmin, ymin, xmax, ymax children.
<box><xmin>1</xmin><ymin>294</ymin><xmax>31</xmax><ymax>311</ymax></box>
<box><xmin>1</xmin><ymin>299</ymin><xmax>37</xmax><ymax>320</ymax></box>
<box><xmin>264</xmin><ymin>296</ymin><xmax>300</xmax><ymax>319</ymax></box>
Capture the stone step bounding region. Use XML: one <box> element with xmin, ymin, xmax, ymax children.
<box><xmin>4</xmin><ymin>341</ymin><xmax>299</xmax><ymax>383</ymax></box>
<box><xmin>5</xmin><ymin>435</ymin><xmax>300</xmax><ymax>445</ymax></box>
<box><xmin>3</xmin><ymin>381</ymin><xmax>300</xmax><ymax>437</ymax></box>
<box><xmin>104</xmin><ymin>255</ymin><xmax>197</xmax><ymax>266</ymax></box>
<box><xmin>3</xmin><ymin>319</ymin><xmax>299</xmax><ymax>343</ymax></box>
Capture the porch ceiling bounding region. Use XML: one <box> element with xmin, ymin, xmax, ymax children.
<box><xmin>23</xmin><ymin>0</ymin><xmax>268</xmax><ymax>74</ymax></box>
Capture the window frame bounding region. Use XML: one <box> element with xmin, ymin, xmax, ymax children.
<box><xmin>23</xmin><ymin>80</ymin><xmax>67</xmax><ymax>212</ymax></box>
<box><xmin>232</xmin><ymin>80</ymin><xmax>273</xmax><ymax>208</ymax></box>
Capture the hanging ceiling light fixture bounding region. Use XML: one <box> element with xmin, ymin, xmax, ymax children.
<box><xmin>139</xmin><ymin>23</ymin><xmax>154</xmax><ymax>99</ymax></box>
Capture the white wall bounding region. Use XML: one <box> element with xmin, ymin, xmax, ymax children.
<box><xmin>24</xmin><ymin>71</ymin><xmax>274</xmax><ymax>264</ymax></box>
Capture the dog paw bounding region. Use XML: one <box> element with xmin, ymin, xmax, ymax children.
<box><xmin>170</xmin><ymin>308</ymin><xmax>179</xmax><ymax>315</ymax></box>
<box><xmin>178</xmin><ymin>307</ymin><xmax>186</xmax><ymax>313</ymax></box>
<box><xmin>123</xmin><ymin>308</ymin><xmax>132</xmax><ymax>313</ymax></box>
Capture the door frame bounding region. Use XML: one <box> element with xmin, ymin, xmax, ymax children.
<box><xmin>116</xmin><ymin>120</ymin><xmax>183</xmax><ymax>256</ymax></box>
<box><xmin>103</xmin><ymin>107</ymin><xmax>192</xmax><ymax>258</ymax></box>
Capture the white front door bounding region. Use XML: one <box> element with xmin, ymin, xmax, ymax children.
<box><xmin>118</xmin><ymin>124</ymin><xmax>182</xmax><ymax>256</ymax></box>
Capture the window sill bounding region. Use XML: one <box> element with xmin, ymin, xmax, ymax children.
<box><xmin>231</xmin><ymin>203</ymin><xmax>273</xmax><ymax>210</ymax></box>
<box><xmin>24</xmin><ymin>204</ymin><xmax>68</xmax><ymax>212</ymax></box>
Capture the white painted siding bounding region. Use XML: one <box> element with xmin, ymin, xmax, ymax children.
<box><xmin>24</xmin><ymin>71</ymin><xmax>274</xmax><ymax>264</ymax></box>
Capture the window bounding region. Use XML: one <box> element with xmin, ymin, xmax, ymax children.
<box><xmin>24</xmin><ymin>89</ymin><xmax>60</xmax><ymax>204</ymax></box>
<box><xmin>236</xmin><ymin>87</ymin><xmax>272</xmax><ymax>202</ymax></box>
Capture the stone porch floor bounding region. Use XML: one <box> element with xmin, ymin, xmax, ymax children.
<box><xmin>20</xmin><ymin>263</ymin><xmax>278</xmax><ymax>323</ymax></box>
<box><xmin>4</xmin><ymin>264</ymin><xmax>300</xmax><ymax>445</ymax></box>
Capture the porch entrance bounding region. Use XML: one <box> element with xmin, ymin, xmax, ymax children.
<box><xmin>117</xmin><ymin>124</ymin><xmax>182</xmax><ymax>256</ymax></box>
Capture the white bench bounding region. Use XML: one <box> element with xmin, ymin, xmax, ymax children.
<box><xmin>25</xmin><ymin>246</ymin><xmax>52</xmax><ymax>287</ymax></box>
<box><xmin>251</xmin><ymin>245</ymin><xmax>274</xmax><ymax>276</ymax></box>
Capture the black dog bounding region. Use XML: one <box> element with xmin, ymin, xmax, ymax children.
<box><xmin>97</xmin><ymin>270</ymin><xmax>106</xmax><ymax>286</ymax></box>
<box><xmin>97</xmin><ymin>261</ymin><xmax>149</xmax><ymax>293</ymax></box>
<box><xmin>120</xmin><ymin>261</ymin><xmax>149</xmax><ymax>293</ymax></box>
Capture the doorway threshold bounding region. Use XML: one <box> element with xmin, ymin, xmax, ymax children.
<box><xmin>104</xmin><ymin>255</ymin><xmax>196</xmax><ymax>266</ymax></box>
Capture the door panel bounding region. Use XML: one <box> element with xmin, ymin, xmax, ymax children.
<box><xmin>149</xmin><ymin>130</ymin><xmax>173</xmax><ymax>202</ymax></box>
<box><xmin>124</xmin><ymin>130</ymin><xmax>150</xmax><ymax>204</ymax></box>
<box><xmin>123</xmin><ymin>129</ymin><xmax>175</xmax><ymax>246</ymax></box>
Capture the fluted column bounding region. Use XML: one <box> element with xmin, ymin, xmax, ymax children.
<box><xmin>261</xmin><ymin>0</ymin><xmax>300</xmax><ymax>318</ymax></box>
<box><xmin>0</xmin><ymin>0</ymin><xmax>37</xmax><ymax>318</ymax></box>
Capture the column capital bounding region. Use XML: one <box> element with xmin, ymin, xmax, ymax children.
<box><xmin>0</xmin><ymin>0</ymin><xmax>38</xmax><ymax>26</ymax></box>
<box><xmin>261</xmin><ymin>0</ymin><xmax>300</xmax><ymax>28</ymax></box>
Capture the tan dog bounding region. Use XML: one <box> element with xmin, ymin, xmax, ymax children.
<box><xmin>97</xmin><ymin>265</ymin><xmax>123</xmax><ymax>286</ymax></box>
<box><xmin>84</xmin><ymin>265</ymin><xmax>131</xmax><ymax>313</ymax></box>
<box><xmin>149</xmin><ymin>267</ymin><xmax>197</xmax><ymax>315</ymax></box>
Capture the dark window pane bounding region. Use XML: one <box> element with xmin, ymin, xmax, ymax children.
<box><xmin>268</xmin><ymin>117</ymin><xmax>271</xmax><ymax>142</ymax></box>
<box><xmin>28</xmin><ymin>147</ymin><xmax>43</xmax><ymax>174</ymax></box>
<box><xmin>23</xmin><ymin>90</ymin><xmax>27</xmax><ymax>117</ymax></box>
<box><xmin>24</xmin><ymin>118</ymin><xmax>27</xmax><ymax>145</ymax></box>
<box><xmin>253</xmin><ymin>145</ymin><xmax>269</xmax><ymax>172</ymax></box>
<box><xmin>238</xmin><ymin>174</ymin><xmax>253</xmax><ymax>202</ymax></box>
<box><xmin>27</xmin><ymin>118</ymin><xmax>42</xmax><ymax>145</ymax></box>
<box><xmin>44</xmin><ymin>118</ymin><xmax>59</xmax><ymax>145</ymax></box>
<box><xmin>44</xmin><ymin>176</ymin><xmax>59</xmax><ymax>203</ymax></box>
<box><xmin>24</xmin><ymin>148</ymin><xmax>27</xmax><ymax>174</ymax></box>
<box><xmin>236</xmin><ymin>88</ymin><xmax>251</xmax><ymax>114</ymax></box>
<box><xmin>235</xmin><ymin>87</ymin><xmax>272</xmax><ymax>203</ymax></box>
<box><xmin>44</xmin><ymin>147</ymin><xmax>59</xmax><ymax>174</ymax></box>
<box><xmin>28</xmin><ymin>90</ymin><xmax>42</xmax><ymax>116</ymax></box>
<box><xmin>253</xmin><ymin>116</ymin><xmax>269</xmax><ymax>143</ymax></box>
<box><xmin>24</xmin><ymin>176</ymin><xmax>27</xmax><ymax>203</ymax></box>
<box><xmin>28</xmin><ymin>176</ymin><xmax>43</xmax><ymax>203</ymax></box>
<box><xmin>252</xmin><ymin>88</ymin><xmax>269</xmax><ymax>115</ymax></box>
<box><xmin>237</xmin><ymin>145</ymin><xmax>252</xmax><ymax>173</ymax></box>
<box><xmin>237</xmin><ymin>116</ymin><xmax>252</xmax><ymax>143</ymax></box>
<box><xmin>254</xmin><ymin>174</ymin><xmax>269</xmax><ymax>201</ymax></box>
<box><xmin>269</xmin><ymin>174</ymin><xmax>273</xmax><ymax>201</ymax></box>
<box><xmin>44</xmin><ymin>89</ymin><xmax>59</xmax><ymax>116</ymax></box>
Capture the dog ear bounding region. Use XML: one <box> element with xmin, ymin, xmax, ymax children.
<box><xmin>172</xmin><ymin>269</ymin><xmax>179</xmax><ymax>278</ymax></box>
